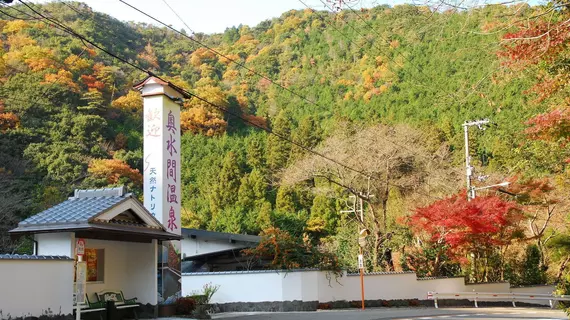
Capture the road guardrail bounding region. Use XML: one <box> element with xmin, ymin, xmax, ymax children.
<box><xmin>427</xmin><ymin>291</ymin><xmax>570</xmax><ymax>309</ymax></box>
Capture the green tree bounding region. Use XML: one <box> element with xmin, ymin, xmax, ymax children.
<box><xmin>246</xmin><ymin>135</ymin><xmax>266</xmax><ymax>170</ymax></box>
<box><xmin>290</xmin><ymin>115</ymin><xmax>321</xmax><ymax>161</ymax></box>
<box><xmin>307</xmin><ymin>195</ymin><xmax>338</xmax><ymax>237</ymax></box>
<box><xmin>521</xmin><ymin>245</ymin><xmax>547</xmax><ymax>285</ymax></box>
<box><xmin>209</xmin><ymin>151</ymin><xmax>242</xmax><ymax>212</ymax></box>
<box><xmin>266</xmin><ymin>110</ymin><xmax>291</xmax><ymax>171</ymax></box>
<box><xmin>275</xmin><ymin>186</ymin><xmax>297</xmax><ymax>213</ymax></box>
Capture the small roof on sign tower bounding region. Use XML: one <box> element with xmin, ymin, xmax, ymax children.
<box><xmin>10</xmin><ymin>186</ymin><xmax>181</xmax><ymax>242</ymax></box>
<box><xmin>133</xmin><ymin>76</ymin><xmax>190</xmax><ymax>100</ymax></box>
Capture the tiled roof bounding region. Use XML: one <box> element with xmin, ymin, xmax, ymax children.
<box><xmin>0</xmin><ymin>254</ymin><xmax>72</xmax><ymax>260</ymax></box>
<box><xmin>10</xmin><ymin>186</ymin><xmax>182</xmax><ymax>241</ymax></box>
<box><xmin>19</xmin><ymin>194</ymin><xmax>127</xmax><ymax>226</ymax></box>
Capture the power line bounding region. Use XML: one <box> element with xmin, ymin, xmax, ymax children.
<box><xmin>15</xmin><ymin>0</ymin><xmax>379</xmax><ymax>180</ymax></box>
<box><xmin>0</xmin><ymin>2</ymin><xmax>39</xmax><ymax>20</ymax></box>
<box><xmin>160</xmin><ymin>0</ymin><xmax>195</xmax><ymax>36</ymax></box>
<box><xmin>119</xmin><ymin>0</ymin><xmax>326</xmax><ymax>110</ymax></box>
<box><xmin>298</xmin><ymin>1</ymin><xmax>470</xmax><ymax>181</ymax></box>
<box><xmin>57</xmin><ymin>0</ymin><xmax>87</xmax><ymax>18</ymax></box>
<box><xmin>16</xmin><ymin>0</ymin><xmax>447</xmax><ymax>202</ymax></box>
<box><xmin>119</xmin><ymin>0</ymin><xmax>466</xmax><ymax>199</ymax></box>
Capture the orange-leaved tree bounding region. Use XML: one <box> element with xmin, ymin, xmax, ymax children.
<box><xmin>88</xmin><ymin>158</ymin><xmax>142</xmax><ymax>186</ymax></box>
<box><xmin>0</xmin><ymin>105</ymin><xmax>19</xmax><ymax>133</ymax></box>
<box><xmin>242</xmin><ymin>227</ymin><xmax>341</xmax><ymax>277</ymax></box>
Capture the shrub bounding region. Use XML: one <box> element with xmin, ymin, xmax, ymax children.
<box><xmin>175</xmin><ymin>296</ymin><xmax>197</xmax><ymax>315</ymax></box>
<box><xmin>317</xmin><ymin>303</ymin><xmax>332</xmax><ymax>309</ymax></box>
<box><xmin>190</xmin><ymin>294</ymin><xmax>207</xmax><ymax>305</ymax></box>
<box><xmin>408</xmin><ymin>299</ymin><xmax>420</xmax><ymax>306</ymax></box>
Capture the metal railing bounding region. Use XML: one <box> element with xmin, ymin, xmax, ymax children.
<box><xmin>427</xmin><ymin>291</ymin><xmax>570</xmax><ymax>309</ymax></box>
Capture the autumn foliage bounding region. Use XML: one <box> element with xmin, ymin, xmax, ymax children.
<box><xmin>111</xmin><ymin>90</ymin><xmax>143</xmax><ymax>112</ymax></box>
<box><xmin>0</xmin><ymin>105</ymin><xmax>19</xmax><ymax>133</ymax></box>
<box><xmin>88</xmin><ymin>159</ymin><xmax>142</xmax><ymax>186</ymax></box>
<box><xmin>410</xmin><ymin>191</ymin><xmax>524</xmax><ymax>259</ymax></box>
<box><xmin>242</xmin><ymin>227</ymin><xmax>341</xmax><ymax>275</ymax></box>
<box><xmin>525</xmin><ymin>107</ymin><xmax>570</xmax><ymax>142</ymax></box>
<box><xmin>499</xmin><ymin>21</ymin><xmax>570</xmax><ymax>69</ymax></box>
<box><xmin>180</xmin><ymin>107</ymin><xmax>227</xmax><ymax>136</ymax></box>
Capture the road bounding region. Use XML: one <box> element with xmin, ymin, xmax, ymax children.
<box><xmin>211</xmin><ymin>307</ymin><xmax>568</xmax><ymax>320</ymax></box>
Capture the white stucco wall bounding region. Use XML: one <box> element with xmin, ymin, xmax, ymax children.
<box><xmin>0</xmin><ymin>259</ymin><xmax>74</xmax><ymax>318</ymax></box>
<box><xmin>35</xmin><ymin>233</ymin><xmax>74</xmax><ymax>257</ymax></box>
<box><xmin>337</xmin><ymin>273</ymin><xmax>421</xmax><ymax>301</ymax></box>
<box><xmin>465</xmin><ymin>282</ymin><xmax>511</xmax><ymax>293</ymax></box>
<box><xmin>125</xmin><ymin>240</ymin><xmax>158</xmax><ymax>305</ymax></box>
<box><xmin>83</xmin><ymin>239</ymin><xmax>157</xmax><ymax>305</ymax></box>
<box><xmin>182</xmin><ymin>272</ymin><xmax>285</xmax><ymax>303</ymax></box>
<box><xmin>416</xmin><ymin>278</ymin><xmax>466</xmax><ymax>299</ymax></box>
<box><xmin>181</xmin><ymin>270</ymin><xmax>557</xmax><ymax>305</ymax></box>
<box><xmin>511</xmin><ymin>285</ymin><xmax>556</xmax><ymax>294</ymax></box>
<box><xmin>181</xmin><ymin>237</ymin><xmax>248</xmax><ymax>259</ymax></box>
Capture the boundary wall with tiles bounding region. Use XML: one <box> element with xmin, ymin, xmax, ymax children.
<box><xmin>182</xmin><ymin>269</ymin><xmax>556</xmax><ymax>306</ymax></box>
<box><xmin>0</xmin><ymin>255</ymin><xmax>74</xmax><ymax>319</ymax></box>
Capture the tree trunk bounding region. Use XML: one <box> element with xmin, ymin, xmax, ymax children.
<box><xmin>380</xmin><ymin>161</ymin><xmax>393</xmax><ymax>270</ymax></box>
<box><xmin>556</xmin><ymin>255</ymin><xmax>570</xmax><ymax>283</ymax></box>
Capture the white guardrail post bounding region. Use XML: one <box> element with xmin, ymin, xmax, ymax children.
<box><xmin>427</xmin><ymin>291</ymin><xmax>570</xmax><ymax>309</ymax></box>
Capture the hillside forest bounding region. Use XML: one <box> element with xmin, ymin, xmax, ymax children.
<box><xmin>2</xmin><ymin>1</ymin><xmax>570</xmax><ymax>288</ymax></box>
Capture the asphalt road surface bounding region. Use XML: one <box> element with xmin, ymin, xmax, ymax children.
<box><xmin>211</xmin><ymin>307</ymin><xmax>568</xmax><ymax>320</ymax></box>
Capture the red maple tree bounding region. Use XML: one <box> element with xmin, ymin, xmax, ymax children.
<box><xmin>410</xmin><ymin>191</ymin><xmax>524</xmax><ymax>260</ymax></box>
<box><xmin>499</xmin><ymin>18</ymin><xmax>570</xmax><ymax>142</ymax></box>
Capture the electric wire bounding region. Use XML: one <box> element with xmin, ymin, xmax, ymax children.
<box><xmin>15</xmin><ymin>0</ymin><xmax>380</xmax><ymax>182</ymax></box>
<box><xmin>117</xmin><ymin>0</ymin><xmax>452</xmax><ymax>198</ymax></box>
<box><xmin>15</xmin><ymin>0</ymin><xmax>446</xmax><ymax>201</ymax></box>
<box><xmin>119</xmin><ymin>0</ymin><xmax>325</xmax><ymax>110</ymax></box>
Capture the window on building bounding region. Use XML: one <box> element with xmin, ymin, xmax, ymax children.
<box><xmin>85</xmin><ymin>248</ymin><xmax>104</xmax><ymax>282</ymax></box>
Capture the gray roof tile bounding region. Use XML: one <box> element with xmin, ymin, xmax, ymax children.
<box><xmin>19</xmin><ymin>195</ymin><xmax>127</xmax><ymax>226</ymax></box>
<box><xmin>0</xmin><ymin>254</ymin><xmax>72</xmax><ymax>260</ymax></box>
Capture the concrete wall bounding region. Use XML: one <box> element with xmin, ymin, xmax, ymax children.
<box><xmin>83</xmin><ymin>239</ymin><xmax>157</xmax><ymax>305</ymax></box>
<box><xmin>0</xmin><ymin>259</ymin><xmax>74</xmax><ymax>318</ymax></box>
<box><xmin>181</xmin><ymin>270</ymin><xmax>557</xmax><ymax>305</ymax></box>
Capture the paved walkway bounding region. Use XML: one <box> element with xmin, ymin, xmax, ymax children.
<box><xmin>208</xmin><ymin>307</ymin><xmax>567</xmax><ymax>320</ymax></box>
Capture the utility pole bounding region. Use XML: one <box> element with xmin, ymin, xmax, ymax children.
<box><xmin>341</xmin><ymin>191</ymin><xmax>371</xmax><ymax>311</ymax></box>
<box><xmin>462</xmin><ymin>119</ymin><xmax>489</xmax><ymax>201</ymax></box>
<box><xmin>462</xmin><ymin>119</ymin><xmax>510</xmax><ymax>200</ymax></box>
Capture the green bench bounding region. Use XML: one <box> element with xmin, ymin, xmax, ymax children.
<box><xmin>96</xmin><ymin>290</ymin><xmax>139</xmax><ymax>319</ymax></box>
<box><xmin>74</xmin><ymin>294</ymin><xmax>106</xmax><ymax>320</ymax></box>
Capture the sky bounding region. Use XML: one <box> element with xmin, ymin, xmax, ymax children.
<box><xmin>29</xmin><ymin>0</ymin><xmax>409</xmax><ymax>35</ymax></box>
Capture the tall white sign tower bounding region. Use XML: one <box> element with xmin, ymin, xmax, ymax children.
<box><xmin>136</xmin><ymin>76</ymin><xmax>183</xmax><ymax>305</ymax></box>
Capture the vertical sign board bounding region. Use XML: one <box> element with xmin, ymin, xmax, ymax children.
<box><xmin>141</xmin><ymin>77</ymin><xmax>182</xmax><ymax>305</ymax></box>
<box><xmin>75</xmin><ymin>261</ymin><xmax>87</xmax><ymax>303</ymax></box>
<box><xmin>75</xmin><ymin>238</ymin><xmax>86</xmax><ymax>307</ymax></box>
